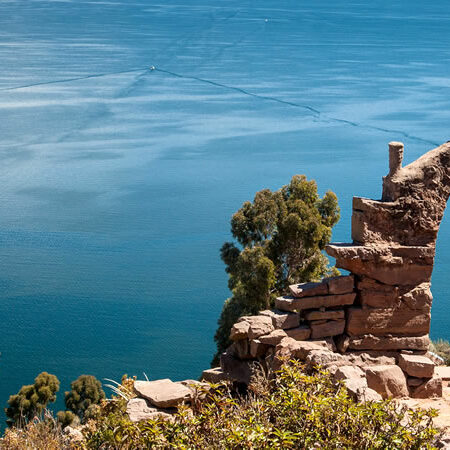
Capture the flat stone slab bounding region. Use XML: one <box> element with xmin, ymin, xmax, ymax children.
<box><xmin>134</xmin><ymin>379</ymin><xmax>192</xmax><ymax>408</ymax></box>
<box><xmin>289</xmin><ymin>280</ymin><xmax>328</xmax><ymax>298</ymax></box>
<box><xmin>398</xmin><ymin>354</ymin><xmax>434</xmax><ymax>378</ymax></box>
<box><xmin>276</xmin><ymin>293</ymin><xmax>356</xmax><ymax>312</ymax></box>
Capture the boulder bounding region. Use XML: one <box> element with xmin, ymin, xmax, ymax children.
<box><xmin>398</xmin><ymin>354</ymin><xmax>434</xmax><ymax>378</ymax></box>
<box><xmin>365</xmin><ymin>365</ymin><xmax>408</xmax><ymax>398</ymax></box>
<box><xmin>310</xmin><ymin>319</ymin><xmax>345</xmax><ymax>339</ymax></box>
<box><xmin>259</xmin><ymin>309</ymin><xmax>300</xmax><ymax>329</ymax></box>
<box><xmin>285</xmin><ymin>325</ymin><xmax>311</xmax><ymax>341</ymax></box>
<box><xmin>411</xmin><ymin>376</ymin><xmax>443</xmax><ymax>399</ymax></box>
<box><xmin>334</xmin><ymin>365</ymin><xmax>365</xmax><ymax>382</ymax></box>
<box><xmin>259</xmin><ymin>329</ymin><xmax>288</xmax><ymax>346</ymax></box>
<box><xmin>347</xmin><ymin>334</ymin><xmax>430</xmax><ymax>351</ymax></box>
<box><xmin>289</xmin><ymin>280</ymin><xmax>328</xmax><ymax>298</ymax></box>
<box><xmin>326</xmin><ymin>275</ymin><xmax>354</xmax><ymax>294</ymax></box>
<box><xmin>304</xmin><ymin>310</ymin><xmax>345</xmax><ymax>321</ymax></box>
<box><xmin>276</xmin><ymin>293</ymin><xmax>356</xmax><ymax>312</ymax></box>
<box><xmin>134</xmin><ymin>379</ymin><xmax>193</xmax><ymax>408</ymax></box>
<box><xmin>346</xmin><ymin>307</ymin><xmax>430</xmax><ymax>336</ymax></box>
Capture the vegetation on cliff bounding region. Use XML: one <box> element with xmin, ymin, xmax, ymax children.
<box><xmin>1</xmin><ymin>361</ymin><xmax>440</xmax><ymax>449</ymax></box>
<box><xmin>213</xmin><ymin>175</ymin><xmax>340</xmax><ymax>362</ymax></box>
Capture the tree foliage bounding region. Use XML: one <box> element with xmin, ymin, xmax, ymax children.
<box><xmin>64</xmin><ymin>375</ymin><xmax>105</xmax><ymax>422</ymax></box>
<box><xmin>5</xmin><ymin>372</ymin><xmax>60</xmax><ymax>427</ymax></box>
<box><xmin>214</xmin><ymin>175</ymin><xmax>340</xmax><ymax>361</ymax></box>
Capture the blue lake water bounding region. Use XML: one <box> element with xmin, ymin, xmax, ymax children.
<box><xmin>0</xmin><ymin>0</ymin><xmax>450</xmax><ymax>421</ymax></box>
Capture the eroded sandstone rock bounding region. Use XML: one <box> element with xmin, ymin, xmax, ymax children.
<box><xmin>365</xmin><ymin>365</ymin><xmax>408</xmax><ymax>399</ymax></box>
<box><xmin>134</xmin><ymin>379</ymin><xmax>193</xmax><ymax>408</ymax></box>
<box><xmin>259</xmin><ymin>309</ymin><xmax>300</xmax><ymax>329</ymax></box>
<box><xmin>398</xmin><ymin>354</ymin><xmax>434</xmax><ymax>378</ymax></box>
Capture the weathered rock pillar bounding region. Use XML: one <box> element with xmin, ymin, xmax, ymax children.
<box><xmin>388</xmin><ymin>141</ymin><xmax>404</xmax><ymax>176</ymax></box>
<box><xmin>217</xmin><ymin>142</ymin><xmax>450</xmax><ymax>399</ymax></box>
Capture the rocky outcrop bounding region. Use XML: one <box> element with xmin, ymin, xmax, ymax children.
<box><xmin>212</xmin><ymin>142</ymin><xmax>450</xmax><ymax>400</ymax></box>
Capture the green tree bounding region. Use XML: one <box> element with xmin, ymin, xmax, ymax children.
<box><xmin>213</xmin><ymin>175</ymin><xmax>340</xmax><ymax>363</ymax></box>
<box><xmin>63</xmin><ymin>375</ymin><xmax>105</xmax><ymax>422</ymax></box>
<box><xmin>5</xmin><ymin>372</ymin><xmax>60</xmax><ymax>427</ymax></box>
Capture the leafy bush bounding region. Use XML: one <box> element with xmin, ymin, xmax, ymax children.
<box><xmin>430</xmin><ymin>339</ymin><xmax>450</xmax><ymax>365</ymax></box>
<box><xmin>5</xmin><ymin>372</ymin><xmax>60</xmax><ymax>428</ymax></box>
<box><xmin>213</xmin><ymin>175</ymin><xmax>340</xmax><ymax>362</ymax></box>
<box><xmin>81</xmin><ymin>361</ymin><xmax>440</xmax><ymax>449</ymax></box>
<box><xmin>63</xmin><ymin>375</ymin><xmax>105</xmax><ymax>423</ymax></box>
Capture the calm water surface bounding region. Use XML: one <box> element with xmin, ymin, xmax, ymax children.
<box><xmin>0</xmin><ymin>0</ymin><xmax>450</xmax><ymax>419</ymax></box>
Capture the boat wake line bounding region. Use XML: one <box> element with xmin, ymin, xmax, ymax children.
<box><xmin>0</xmin><ymin>64</ymin><xmax>440</xmax><ymax>147</ymax></box>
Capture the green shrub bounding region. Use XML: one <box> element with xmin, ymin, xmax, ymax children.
<box><xmin>64</xmin><ymin>375</ymin><xmax>105</xmax><ymax>422</ymax></box>
<box><xmin>5</xmin><ymin>372</ymin><xmax>60</xmax><ymax>428</ymax></box>
<box><xmin>81</xmin><ymin>361</ymin><xmax>440</xmax><ymax>449</ymax></box>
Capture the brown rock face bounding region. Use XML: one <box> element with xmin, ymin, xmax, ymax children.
<box><xmin>134</xmin><ymin>379</ymin><xmax>193</xmax><ymax>408</ymax></box>
<box><xmin>398</xmin><ymin>354</ymin><xmax>435</xmax><ymax>378</ymax></box>
<box><xmin>365</xmin><ymin>365</ymin><xmax>409</xmax><ymax>399</ymax></box>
